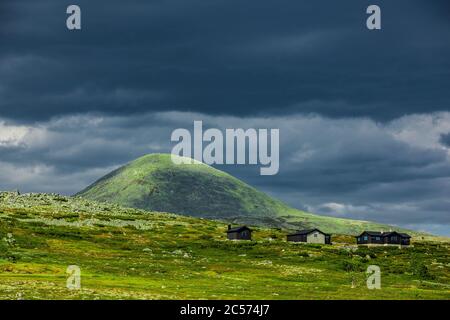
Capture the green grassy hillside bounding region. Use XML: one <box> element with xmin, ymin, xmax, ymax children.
<box><xmin>0</xmin><ymin>192</ymin><xmax>448</xmax><ymax>300</ymax></box>
<box><xmin>77</xmin><ymin>153</ymin><xmax>290</xmax><ymax>221</ymax></box>
<box><xmin>77</xmin><ymin>153</ymin><xmax>424</xmax><ymax>236</ymax></box>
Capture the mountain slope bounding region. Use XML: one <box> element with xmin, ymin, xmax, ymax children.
<box><xmin>77</xmin><ymin>153</ymin><xmax>423</xmax><ymax>235</ymax></box>
<box><xmin>78</xmin><ymin>154</ymin><xmax>289</xmax><ymax>220</ymax></box>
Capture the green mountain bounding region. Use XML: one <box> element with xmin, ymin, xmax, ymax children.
<box><xmin>77</xmin><ymin>153</ymin><xmax>422</xmax><ymax>235</ymax></box>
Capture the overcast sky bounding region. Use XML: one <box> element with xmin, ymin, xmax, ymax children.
<box><xmin>1</xmin><ymin>0</ymin><xmax>449</xmax><ymax>235</ymax></box>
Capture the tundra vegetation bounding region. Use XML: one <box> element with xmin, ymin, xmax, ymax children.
<box><xmin>0</xmin><ymin>192</ymin><xmax>449</xmax><ymax>300</ymax></box>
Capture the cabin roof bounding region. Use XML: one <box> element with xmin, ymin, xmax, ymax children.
<box><xmin>288</xmin><ymin>228</ymin><xmax>329</xmax><ymax>236</ymax></box>
<box><xmin>398</xmin><ymin>233</ymin><xmax>411</xmax><ymax>238</ymax></box>
<box><xmin>358</xmin><ymin>231</ymin><xmax>383</xmax><ymax>237</ymax></box>
<box><xmin>388</xmin><ymin>232</ymin><xmax>411</xmax><ymax>238</ymax></box>
<box><xmin>356</xmin><ymin>231</ymin><xmax>411</xmax><ymax>238</ymax></box>
<box><xmin>227</xmin><ymin>226</ymin><xmax>252</xmax><ymax>233</ymax></box>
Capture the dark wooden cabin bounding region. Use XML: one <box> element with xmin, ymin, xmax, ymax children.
<box><xmin>356</xmin><ymin>231</ymin><xmax>411</xmax><ymax>246</ymax></box>
<box><xmin>226</xmin><ymin>225</ymin><xmax>252</xmax><ymax>240</ymax></box>
<box><xmin>286</xmin><ymin>228</ymin><xmax>331</xmax><ymax>244</ymax></box>
<box><xmin>383</xmin><ymin>231</ymin><xmax>411</xmax><ymax>245</ymax></box>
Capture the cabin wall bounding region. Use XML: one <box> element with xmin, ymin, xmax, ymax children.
<box><xmin>227</xmin><ymin>232</ymin><xmax>239</xmax><ymax>240</ymax></box>
<box><xmin>287</xmin><ymin>234</ymin><xmax>307</xmax><ymax>242</ymax></box>
<box><xmin>307</xmin><ymin>231</ymin><xmax>325</xmax><ymax>244</ymax></box>
<box><xmin>227</xmin><ymin>230</ymin><xmax>251</xmax><ymax>240</ymax></box>
<box><xmin>384</xmin><ymin>235</ymin><xmax>410</xmax><ymax>245</ymax></box>
<box><xmin>384</xmin><ymin>236</ymin><xmax>400</xmax><ymax>244</ymax></box>
<box><xmin>239</xmin><ymin>230</ymin><xmax>251</xmax><ymax>240</ymax></box>
<box><xmin>357</xmin><ymin>234</ymin><xmax>383</xmax><ymax>244</ymax></box>
<box><xmin>370</xmin><ymin>236</ymin><xmax>384</xmax><ymax>244</ymax></box>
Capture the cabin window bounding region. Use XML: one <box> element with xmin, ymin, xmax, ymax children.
<box><xmin>363</xmin><ymin>236</ymin><xmax>368</xmax><ymax>241</ymax></box>
<box><xmin>391</xmin><ymin>236</ymin><xmax>397</xmax><ymax>241</ymax></box>
<box><xmin>375</xmin><ymin>237</ymin><xmax>380</xmax><ymax>241</ymax></box>
<box><xmin>357</xmin><ymin>237</ymin><xmax>361</xmax><ymax>241</ymax></box>
<box><xmin>314</xmin><ymin>234</ymin><xmax>317</xmax><ymax>238</ymax></box>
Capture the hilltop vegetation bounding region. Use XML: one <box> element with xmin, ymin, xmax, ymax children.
<box><xmin>0</xmin><ymin>192</ymin><xmax>449</xmax><ymax>300</ymax></box>
<box><xmin>77</xmin><ymin>154</ymin><xmax>423</xmax><ymax>236</ymax></box>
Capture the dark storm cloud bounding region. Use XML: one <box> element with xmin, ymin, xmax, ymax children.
<box><xmin>440</xmin><ymin>133</ymin><xmax>450</xmax><ymax>147</ymax></box>
<box><xmin>1</xmin><ymin>0</ymin><xmax>450</xmax><ymax>121</ymax></box>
